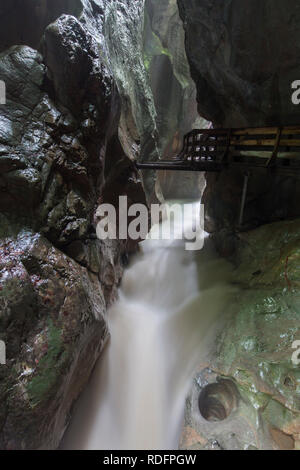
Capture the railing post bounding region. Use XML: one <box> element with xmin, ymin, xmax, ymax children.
<box><xmin>238</xmin><ymin>171</ymin><xmax>250</xmax><ymax>227</ymax></box>
<box><xmin>0</xmin><ymin>340</ymin><xmax>6</xmax><ymax>365</ymax></box>
<box><xmin>267</xmin><ymin>127</ymin><xmax>282</xmax><ymax>167</ymax></box>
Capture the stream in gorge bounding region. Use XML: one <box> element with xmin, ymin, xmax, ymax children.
<box><xmin>62</xmin><ymin>200</ymin><xmax>234</xmax><ymax>450</ymax></box>
<box><xmin>1</xmin><ymin>0</ymin><xmax>300</xmax><ymax>452</ymax></box>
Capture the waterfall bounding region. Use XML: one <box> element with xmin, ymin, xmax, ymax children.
<box><xmin>62</xmin><ymin>200</ymin><xmax>233</xmax><ymax>450</ymax></box>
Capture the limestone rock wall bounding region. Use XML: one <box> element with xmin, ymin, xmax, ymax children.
<box><xmin>144</xmin><ymin>0</ymin><xmax>208</xmax><ymax>200</ymax></box>
<box><xmin>0</xmin><ymin>0</ymin><xmax>146</xmax><ymax>450</ymax></box>
<box><xmin>178</xmin><ymin>0</ymin><xmax>300</xmax><ymax>449</ymax></box>
<box><xmin>181</xmin><ymin>220</ymin><xmax>300</xmax><ymax>450</ymax></box>
<box><xmin>103</xmin><ymin>0</ymin><xmax>208</xmax><ymax>201</ymax></box>
<box><xmin>177</xmin><ymin>0</ymin><xmax>300</xmax><ymax>235</ymax></box>
<box><xmin>178</xmin><ymin>0</ymin><xmax>300</xmax><ymax>128</ymax></box>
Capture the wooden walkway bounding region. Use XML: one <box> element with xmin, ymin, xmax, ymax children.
<box><xmin>136</xmin><ymin>126</ymin><xmax>300</xmax><ymax>173</ymax></box>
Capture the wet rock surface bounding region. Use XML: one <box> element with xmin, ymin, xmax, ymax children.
<box><xmin>0</xmin><ymin>0</ymin><xmax>146</xmax><ymax>449</ymax></box>
<box><xmin>1</xmin><ymin>0</ymin><xmax>299</xmax><ymax>452</ymax></box>
<box><xmin>0</xmin><ymin>232</ymin><xmax>108</xmax><ymax>450</ymax></box>
<box><xmin>104</xmin><ymin>0</ymin><xmax>208</xmax><ymax>201</ymax></box>
<box><xmin>181</xmin><ymin>220</ymin><xmax>300</xmax><ymax>450</ymax></box>
<box><xmin>144</xmin><ymin>0</ymin><xmax>209</xmax><ymax>200</ymax></box>
<box><xmin>178</xmin><ymin>0</ymin><xmax>300</xmax><ymax>449</ymax></box>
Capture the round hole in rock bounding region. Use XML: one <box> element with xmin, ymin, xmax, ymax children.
<box><xmin>198</xmin><ymin>379</ymin><xmax>239</xmax><ymax>422</ymax></box>
<box><xmin>283</xmin><ymin>375</ymin><xmax>296</xmax><ymax>390</ymax></box>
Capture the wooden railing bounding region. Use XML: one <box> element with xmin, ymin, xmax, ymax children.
<box><xmin>135</xmin><ymin>126</ymin><xmax>300</xmax><ymax>172</ymax></box>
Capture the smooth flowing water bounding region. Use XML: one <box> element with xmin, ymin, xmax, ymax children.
<box><xmin>62</xmin><ymin>200</ymin><xmax>233</xmax><ymax>450</ymax></box>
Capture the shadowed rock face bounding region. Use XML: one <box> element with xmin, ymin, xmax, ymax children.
<box><xmin>177</xmin><ymin>0</ymin><xmax>300</xmax><ymax>450</ymax></box>
<box><xmin>177</xmin><ymin>0</ymin><xmax>300</xmax><ymax>235</ymax></box>
<box><xmin>0</xmin><ymin>0</ymin><xmax>108</xmax><ymax>54</ymax></box>
<box><xmin>178</xmin><ymin>0</ymin><xmax>300</xmax><ymax>127</ymax></box>
<box><xmin>0</xmin><ymin>0</ymin><xmax>83</xmax><ymax>53</ymax></box>
<box><xmin>0</xmin><ymin>1</ymin><xmax>146</xmax><ymax>450</ymax></box>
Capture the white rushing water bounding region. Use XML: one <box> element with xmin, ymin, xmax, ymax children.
<box><xmin>62</xmin><ymin>200</ymin><xmax>233</xmax><ymax>450</ymax></box>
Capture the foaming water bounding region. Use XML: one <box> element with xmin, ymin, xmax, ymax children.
<box><xmin>62</xmin><ymin>200</ymin><xmax>233</xmax><ymax>450</ymax></box>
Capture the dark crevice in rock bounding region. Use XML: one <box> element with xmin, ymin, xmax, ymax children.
<box><xmin>0</xmin><ymin>0</ymin><xmax>84</xmax><ymax>54</ymax></box>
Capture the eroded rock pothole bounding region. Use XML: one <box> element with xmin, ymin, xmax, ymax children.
<box><xmin>198</xmin><ymin>379</ymin><xmax>239</xmax><ymax>422</ymax></box>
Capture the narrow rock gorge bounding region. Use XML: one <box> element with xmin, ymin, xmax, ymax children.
<box><xmin>0</xmin><ymin>0</ymin><xmax>299</xmax><ymax>451</ymax></box>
